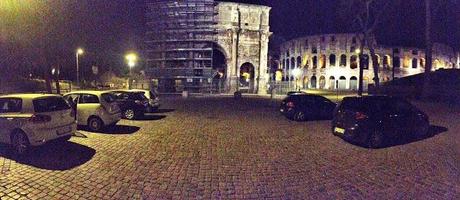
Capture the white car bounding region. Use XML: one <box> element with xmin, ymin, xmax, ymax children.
<box><xmin>0</xmin><ymin>94</ymin><xmax>77</xmax><ymax>154</ymax></box>
<box><xmin>63</xmin><ymin>91</ymin><xmax>121</xmax><ymax>132</ymax></box>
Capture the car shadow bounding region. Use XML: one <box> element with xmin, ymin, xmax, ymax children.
<box><xmin>154</xmin><ymin>109</ymin><xmax>175</xmax><ymax>114</ymax></box>
<box><xmin>373</xmin><ymin>125</ymin><xmax>448</xmax><ymax>148</ymax></box>
<box><xmin>0</xmin><ymin>141</ymin><xmax>95</xmax><ymax>171</ymax></box>
<box><xmin>136</xmin><ymin>114</ymin><xmax>166</xmax><ymax>121</ymax></box>
<box><xmin>78</xmin><ymin>125</ymin><xmax>140</xmax><ymax>134</ymax></box>
<box><xmin>103</xmin><ymin>125</ymin><xmax>140</xmax><ymax>134</ymax></box>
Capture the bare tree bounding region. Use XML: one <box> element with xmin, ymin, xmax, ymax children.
<box><xmin>340</xmin><ymin>0</ymin><xmax>391</xmax><ymax>95</ymax></box>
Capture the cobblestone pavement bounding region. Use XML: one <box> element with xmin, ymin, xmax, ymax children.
<box><xmin>1</xmin><ymin>96</ymin><xmax>459</xmax><ymax>199</ymax></box>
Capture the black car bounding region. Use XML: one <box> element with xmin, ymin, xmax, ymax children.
<box><xmin>112</xmin><ymin>91</ymin><xmax>149</xmax><ymax>120</ymax></box>
<box><xmin>332</xmin><ymin>96</ymin><xmax>430</xmax><ymax>148</ymax></box>
<box><xmin>280</xmin><ymin>94</ymin><xmax>336</xmax><ymax>121</ymax></box>
<box><xmin>287</xmin><ymin>91</ymin><xmax>307</xmax><ymax>96</ymax></box>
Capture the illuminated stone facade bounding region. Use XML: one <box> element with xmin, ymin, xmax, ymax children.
<box><xmin>280</xmin><ymin>33</ymin><xmax>458</xmax><ymax>91</ymax></box>
<box><xmin>215</xmin><ymin>2</ymin><xmax>271</xmax><ymax>94</ymax></box>
<box><xmin>145</xmin><ymin>0</ymin><xmax>271</xmax><ymax>94</ymax></box>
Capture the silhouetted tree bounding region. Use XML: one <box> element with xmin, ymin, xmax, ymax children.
<box><xmin>339</xmin><ymin>0</ymin><xmax>391</xmax><ymax>95</ymax></box>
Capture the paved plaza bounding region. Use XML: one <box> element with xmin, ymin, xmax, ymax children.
<box><xmin>1</xmin><ymin>96</ymin><xmax>459</xmax><ymax>199</ymax></box>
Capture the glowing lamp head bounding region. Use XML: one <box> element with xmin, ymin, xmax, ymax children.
<box><xmin>355</xmin><ymin>48</ymin><xmax>361</xmax><ymax>54</ymax></box>
<box><xmin>77</xmin><ymin>48</ymin><xmax>84</xmax><ymax>55</ymax></box>
<box><xmin>125</xmin><ymin>53</ymin><xmax>138</xmax><ymax>68</ymax></box>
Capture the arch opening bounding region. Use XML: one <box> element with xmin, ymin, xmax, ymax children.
<box><xmin>239</xmin><ymin>62</ymin><xmax>255</xmax><ymax>93</ymax></box>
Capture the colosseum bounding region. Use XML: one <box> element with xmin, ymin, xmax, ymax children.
<box><xmin>279</xmin><ymin>33</ymin><xmax>459</xmax><ymax>91</ymax></box>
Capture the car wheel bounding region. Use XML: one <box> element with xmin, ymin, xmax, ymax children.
<box><xmin>88</xmin><ymin>117</ymin><xmax>104</xmax><ymax>132</ymax></box>
<box><xmin>367</xmin><ymin>130</ymin><xmax>384</xmax><ymax>148</ymax></box>
<box><xmin>124</xmin><ymin>109</ymin><xmax>135</xmax><ymax>120</ymax></box>
<box><xmin>10</xmin><ymin>130</ymin><xmax>30</xmax><ymax>155</ymax></box>
<box><xmin>294</xmin><ymin>111</ymin><xmax>306</xmax><ymax>121</ymax></box>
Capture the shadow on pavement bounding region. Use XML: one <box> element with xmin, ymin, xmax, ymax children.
<box><xmin>155</xmin><ymin>109</ymin><xmax>175</xmax><ymax>114</ymax></box>
<box><xmin>136</xmin><ymin>114</ymin><xmax>166</xmax><ymax>121</ymax></box>
<box><xmin>0</xmin><ymin>141</ymin><xmax>95</xmax><ymax>171</ymax></box>
<box><xmin>380</xmin><ymin>125</ymin><xmax>448</xmax><ymax>148</ymax></box>
<box><xmin>103</xmin><ymin>125</ymin><xmax>140</xmax><ymax>134</ymax></box>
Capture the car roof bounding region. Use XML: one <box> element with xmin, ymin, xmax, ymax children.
<box><xmin>0</xmin><ymin>93</ymin><xmax>62</xmax><ymax>99</ymax></box>
<box><xmin>289</xmin><ymin>93</ymin><xmax>321</xmax><ymax>97</ymax></box>
<box><xmin>343</xmin><ymin>95</ymin><xmax>393</xmax><ymax>100</ymax></box>
<box><xmin>109</xmin><ymin>89</ymin><xmax>146</xmax><ymax>93</ymax></box>
<box><xmin>65</xmin><ymin>90</ymin><xmax>112</xmax><ymax>95</ymax></box>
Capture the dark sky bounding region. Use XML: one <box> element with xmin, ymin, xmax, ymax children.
<box><xmin>2</xmin><ymin>0</ymin><xmax>459</xmax><ymax>80</ymax></box>
<box><xmin>68</xmin><ymin>0</ymin><xmax>460</xmax><ymax>53</ymax></box>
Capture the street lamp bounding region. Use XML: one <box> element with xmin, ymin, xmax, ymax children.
<box><xmin>76</xmin><ymin>48</ymin><xmax>84</xmax><ymax>85</ymax></box>
<box><xmin>292</xmin><ymin>68</ymin><xmax>302</xmax><ymax>91</ymax></box>
<box><xmin>125</xmin><ymin>53</ymin><xmax>138</xmax><ymax>89</ymax></box>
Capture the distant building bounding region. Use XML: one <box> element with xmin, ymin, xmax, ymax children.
<box><xmin>279</xmin><ymin>33</ymin><xmax>459</xmax><ymax>91</ymax></box>
<box><xmin>144</xmin><ymin>0</ymin><xmax>271</xmax><ymax>94</ymax></box>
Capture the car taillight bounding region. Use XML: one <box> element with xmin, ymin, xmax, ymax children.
<box><xmin>30</xmin><ymin>114</ymin><xmax>51</xmax><ymax>123</ymax></box>
<box><xmin>355</xmin><ymin>112</ymin><xmax>368</xmax><ymax>120</ymax></box>
<box><xmin>287</xmin><ymin>102</ymin><xmax>295</xmax><ymax>108</ymax></box>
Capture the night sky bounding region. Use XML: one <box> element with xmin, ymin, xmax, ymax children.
<box><xmin>1</xmin><ymin>0</ymin><xmax>459</xmax><ymax>80</ymax></box>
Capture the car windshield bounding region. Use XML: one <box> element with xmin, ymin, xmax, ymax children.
<box><xmin>101</xmin><ymin>93</ymin><xmax>117</xmax><ymax>103</ymax></box>
<box><xmin>0</xmin><ymin>98</ymin><xmax>22</xmax><ymax>113</ymax></box>
<box><xmin>33</xmin><ymin>96</ymin><xmax>70</xmax><ymax>113</ymax></box>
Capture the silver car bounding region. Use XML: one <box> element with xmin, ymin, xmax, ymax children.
<box><xmin>0</xmin><ymin>94</ymin><xmax>77</xmax><ymax>154</ymax></box>
<box><xmin>64</xmin><ymin>91</ymin><xmax>121</xmax><ymax>132</ymax></box>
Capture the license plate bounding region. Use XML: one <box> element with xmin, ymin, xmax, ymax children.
<box><xmin>334</xmin><ymin>127</ymin><xmax>345</xmax><ymax>134</ymax></box>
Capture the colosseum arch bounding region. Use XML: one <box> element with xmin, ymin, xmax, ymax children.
<box><xmin>312</xmin><ymin>56</ymin><xmax>318</xmax><ymax>68</ymax></box>
<box><xmin>350</xmin><ymin>76</ymin><xmax>358</xmax><ymax>90</ymax></box>
<box><xmin>350</xmin><ymin>55</ymin><xmax>358</xmax><ymax>69</ymax></box>
<box><xmin>297</xmin><ymin>56</ymin><xmax>301</xmax><ymax>69</ymax></box>
<box><xmin>420</xmin><ymin>58</ymin><xmax>426</xmax><ymax>68</ymax></box>
<box><xmin>340</xmin><ymin>54</ymin><xmax>347</xmax><ymax>67</ymax></box>
<box><xmin>329</xmin><ymin>54</ymin><xmax>337</xmax><ymax>67</ymax></box>
<box><xmin>310</xmin><ymin>76</ymin><xmax>317</xmax><ymax>88</ymax></box>
<box><xmin>319</xmin><ymin>76</ymin><xmax>326</xmax><ymax>89</ymax></box>
<box><xmin>329</xmin><ymin>76</ymin><xmax>336</xmax><ymax>89</ymax></box>
<box><xmin>383</xmin><ymin>55</ymin><xmax>391</xmax><ymax>69</ymax></box>
<box><xmin>412</xmin><ymin>58</ymin><xmax>418</xmax><ymax>69</ymax></box>
<box><xmin>338</xmin><ymin>76</ymin><xmax>346</xmax><ymax>90</ymax></box>
<box><xmin>320</xmin><ymin>54</ymin><xmax>326</xmax><ymax>68</ymax></box>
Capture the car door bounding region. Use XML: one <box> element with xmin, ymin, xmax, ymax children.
<box><xmin>315</xmin><ymin>96</ymin><xmax>335</xmax><ymax>119</ymax></box>
<box><xmin>386</xmin><ymin>99</ymin><xmax>412</xmax><ymax>137</ymax></box>
<box><xmin>78</xmin><ymin>94</ymin><xmax>100</xmax><ymax>125</ymax></box>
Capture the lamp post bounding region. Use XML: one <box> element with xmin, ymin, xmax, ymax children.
<box><xmin>76</xmin><ymin>48</ymin><xmax>84</xmax><ymax>85</ymax></box>
<box><xmin>125</xmin><ymin>53</ymin><xmax>138</xmax><ymax>89</ymax></box>
<box><xmin>355</xmin><ymin>48</ymin><xmax>364</xmax><ymax>96</ymax></box>
<box><xmin>292</xmin><ymin>68</ymin><xmax>302</xmax><ymax>91</ymax></box>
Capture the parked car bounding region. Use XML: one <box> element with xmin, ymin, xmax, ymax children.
<box><xmin>0</xmin><ymin>94</ymin><xmax>77</xmax><ymax>154</ymax></box>
<box><xmin>113</xmin><ymin>89</ymin><xmax>160</xmax><ymax>113</ymax></box>
<box><xmin>331</xmin><ymin>95</ymin><xmax>430</xmax><ymax>148</ymax></box>
<box><xmin>63</xmin><ymin>91</ymin><xmax>121</xmax><ymax>132</ymax></box>
<box><xmin>287</xmin><ymin>91</ymin><xmax>307</xmax><ymax>96</ymax></box>
<box><xmin>280</xmin><ymin>94</ymin><xmax>336</xmax><ymax>121</ymax></box>
<box><xmin>111</xmin><ymin>90</ymin><xmax>149</xmax><ymax>120</ymax></box>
